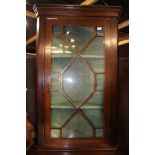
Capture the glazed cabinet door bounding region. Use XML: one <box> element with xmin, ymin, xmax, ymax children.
<box><xmin>41</xmin><ymin>19</ymin><xmax>118</xmax><ymax>149</ymax></box>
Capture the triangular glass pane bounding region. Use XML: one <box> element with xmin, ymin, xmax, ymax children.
<box><xmin>64</xmin><ymin>26</ymin><xmax>94</xmax><ymax>50</ymax></box>
<box><xmin>81</xmin><ymin>92</ymin><xmax>104</xmax><ymax>128</ymax></box>
<box><xmin>51</xmin><ymin>36</ymin><xmax>76</xmax><ymax>73</ymax></box>
<box><xmin>81</xmin><ymin>37</ymin><xmax>105</xmax><ymax>73</ymax></box>
<box><xmin>62</xmin><ymin>113</ymin><xmax>93</xmax><ymax>138</ymax></box>
<box><xmin>51</xmin><ymin>92</ymin><xmax>75</xmax><ymax>128</ymax></box>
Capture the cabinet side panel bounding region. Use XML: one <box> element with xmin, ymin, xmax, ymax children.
<box><xmin>109</xmin><ymin>20</ymin><xmax>118</xmax><ymax>145</ymax></box>
<box><xmin>104</xmin><ymin>19</ymin><xmax>118</xmax><ymax>144</ymax></box>
<box><xmin>44</xmin><ymin>20</ymin><xmax>52</xmax><ymax>144</ymax></box>
<box><xmin>36</xmin><ymin>17</ymin><xmax>46</xmax><ymax>146</ymax></box>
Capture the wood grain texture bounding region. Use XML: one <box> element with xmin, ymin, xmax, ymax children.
<box><xmin>36</xmin><ymin>17</ymin><xmax>46</xmax><ymax>146</ymax></box>
<box><xmin>27</xmin><ymin>147</ymin><xmax>121</xmax><ymax>155</ymax></box>
<box><xmin>33</xmin><ymin>5</ymin><xmax>122</xmax><ymax>18</ymax></box>
<box><xmin>27</xmin><ymin>151</ymin><xmax>120</xmax><ymax>155</ymax></box>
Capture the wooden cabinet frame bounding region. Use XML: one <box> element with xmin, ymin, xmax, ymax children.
<box><xmin>34</xmin><ymin>4</ymin><xmax>121</xmax><ymax>150</ymax></box>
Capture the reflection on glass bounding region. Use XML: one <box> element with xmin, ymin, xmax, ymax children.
<box><xmin>64</xmin><ymin>26</ymin><xmax>94</xmax><ymax>50</ymax></box>
<box><xmin>96</xmin><ymin>26</ymin><xmax>104</xmax><ymax>36</ymax></box>
<box><xmin>81</xmin><ymin>92</ymin><xmax>104</xmax><ymax>128</ymax></box>
<box><xmin>51</xmin><ymin>36</ymin><xmax>75</xmax><ymax>73</ymax></box>
<box><xmin>82</xmin><ymin>37</ymin><xmax>105</xmax><ymax>73</ymax></box>
<box><xmin>62</xmin><ymin>58</ymin><xmax>94</xmax><ymax>107</ymax></box>
<box><xmin>62</xmin><ymin>113</ymin><xmax>93</xmax><ymax>138</ymax></box>
<box><xmin>51</xmin><ymin>129</ymin><xmax>60</xmax><ymax>138</ymax></box>
<box><xmin>96</xmin><ymin>74</ymin><xmax>105</xmax><ymax>90</ymax></box>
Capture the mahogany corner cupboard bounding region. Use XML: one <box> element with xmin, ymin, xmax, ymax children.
<box><xmin>34</xmin><ymin>4</ymin><xmax>122</xmax><ymax>153</ymax></box>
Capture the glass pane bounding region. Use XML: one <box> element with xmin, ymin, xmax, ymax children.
<box><xmin>81</xmin><ymin>92</ymin><xmax>104</xmax><ymax>128</ymax></box>
<box><xmin>82</xmin><ymin>37</ymin><xmax>105</xmax><ymax>73</ymax></box>
<box><xmin>51</xmin><ymin>129</ymin><xmax>60</xmax><ymax>138</ymax></box>
<box><xmin>96</xmin><ymin>129</ymin><xmax>103</xmax><ymax>137</ymax></box>
<box><xmin>62</xmin><ymin>58</ymin><xmax>94</xmax><ymax>107</ymax></box>
<box><xmin>96</xmin><ymin>74</ymin><xmax>105</xmax><ymax>90</ymax></box>
<box><xmin>52</xmin><ymin>25</ymin><xmax>61</xmax><ymax>34</ymax></box>
<box><xmin>51</xmin><ymin>92</ymin><xmax>74</xmax><ymax>107</ymax></box>
<box><xmin>51</xmin><ymin>36</ymin><xmax>75</xmax><ymax>73</ymax></box>
<box><xmin>64</xmin><ymin>26</ymin><xmax>94</xmax><ymax>50</ymax></box>
<box><xmin>51</xmin><ymin>92</ymin><xmax>75</xmax><ymax>128</ymax></box>
<box><xmin>50</xmin><ymin>25</ymin><xmax>105</xmax><ymax>139</ymax></box>
<box><xmin>62</xmin><ymin>113</ymin><xmax>93</xmax><ymax>138</ymax></box>
<box><xmin>51</xmin><ymin>72</ymin><xmax>59</xmax><ymax>91</ymax></box>
<box><xmin>51</xmin><ymin>109</ymin><xmax>75</xmax><ymax>128</ymax></box>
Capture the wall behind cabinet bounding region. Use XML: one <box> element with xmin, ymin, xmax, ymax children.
<box><xmin>26</xmin><ymin>54</ymin><xmax>37</xmax><ymax>131</ymax></box>
<box><xmin>118</xmin><ymin>43</ymin><xmax>129</xmax><ymax>155</ymax></box>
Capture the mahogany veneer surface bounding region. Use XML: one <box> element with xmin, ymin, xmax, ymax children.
<box><xmin>27</xmin><ymin>149</ymin><xmax>121</xmax><ymax>155</ymax></box>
